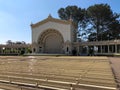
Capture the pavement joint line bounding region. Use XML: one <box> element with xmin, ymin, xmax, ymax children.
<box><xmin>0</xmin><ymin>81</ymin><xmax>67</xmax><ymax>90</ymax></box>
<box><xmin>48</xmin><ymin>80</ymin><xmax>116</xmax><ymax>90</ymax></box>
<box><xmin>12</xmin><ymin>81</ymin><xmax>35</xmax><ymax>86</ymax></box>
<box><xmin>38</xmin><ymin>85</ymin><xmax>68</xmax><ymax>90</ymax></box>
<box><xmin>0</xmin><ymin>80</ymin><xmax>9</xmax><ymax>83</ymax></box>
<box><xmin>0</xmin><ymin>76</ymin><xmax>116</xmax><ymax>90</ymax></box>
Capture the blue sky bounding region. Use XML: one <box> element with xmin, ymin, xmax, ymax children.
<box><xmin>0</xmin><ymin>0</ymin><xmax>119</xmax><ymax>44</ymax></box>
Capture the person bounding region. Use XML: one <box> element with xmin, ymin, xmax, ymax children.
<box><xmin>72</xmin><ymin>49</ymin><xmax>77</xmax><ymax>56</ymax></box>
<box><xmin>89</xmin><ymin>48</ymin><xmax>94</xmax><ymax>56</ymax></box>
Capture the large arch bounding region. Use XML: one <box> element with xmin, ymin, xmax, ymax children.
<box><xmin>38</xmin><ymin>29</ymin><xmax>64</xmax><ymax>53</ymax></box>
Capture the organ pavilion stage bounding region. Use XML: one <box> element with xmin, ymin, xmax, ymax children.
<box><xmin>31</xmin><ymin>15</ymin><xmax>77</xmax><ymax>55</ymax></box>
<box><xmin>31</xmin><ymin>15</ymin><xmax>120</xmax><ymax>56</ymax></box>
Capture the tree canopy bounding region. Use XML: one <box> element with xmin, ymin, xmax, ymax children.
<box><xmin>58</xmin><ymin>4</ymin><xmax>120</xmax><ymax>41</ymax></box>
<box><xmin>58</xmin><ymin>6</ymin><xmax>88</xmax><ymax>40</ymax></box>
<box><xmin>6</xmin><ymin>40</ymin><xmax>26</xmax><ymax>45</ymax></box>
<box><xmin>87</xmin><ymin>4</ymin><xmax>120</xmax><ymax>41</ymax></box>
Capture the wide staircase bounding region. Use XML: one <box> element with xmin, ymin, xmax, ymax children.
<box><xmin>0</xmin><ymin>56</ymin><xmax>117</xmax><ymax>90</ymax></box>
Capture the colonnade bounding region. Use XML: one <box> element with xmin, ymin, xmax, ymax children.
<box><xmin>0</xmin><ymin>44</ymin><xmax>30</xmax><ymax>55</ymax></box>
<box><xmin>97</xmin><ymin>45</ymin><xmax>120</xmax><ymax>53</ymax></box>
<box><xmin>74</xmin><ymin>40</ymin><xmax>120</xmax><ymax>55</ymax></box>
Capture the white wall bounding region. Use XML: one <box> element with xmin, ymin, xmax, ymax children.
<box><xmin>32</xmin><ymin>21</ymin><xmax>71</xmax><ymax>43</ymax></box>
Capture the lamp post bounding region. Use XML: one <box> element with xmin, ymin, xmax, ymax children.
<box><xmin>2</xmin><ymin>47</ymin><xmax>5</xmax><ymax>53</ymax></box>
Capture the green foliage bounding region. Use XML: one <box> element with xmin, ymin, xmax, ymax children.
<box><xmin>58</xmin><ymin>4</ymin><xmax>120</xmax><ymax>41</ymax></box>
<box><xmin>58</xmin><ymin>6</ymin><xmax>82</xmax><ymax>22</ymax></box>
<box><xmin>20</xmin><ymin>50</ymin><xmax>25</xmax><ymax>55</ymax></box>
<box><xmin>58</xmin><ymin>6</ymin><xmax>88</xmax><ymax>40</ymax></box>
<box><xmin>87</xmin><ymin>4</ymin><xmax>120</xmax><ymax>41</ymax></box>
<box><xmin>26</xmin><ymin>48</ymin><xmax>32</xmax><ymax>53</ymax></box>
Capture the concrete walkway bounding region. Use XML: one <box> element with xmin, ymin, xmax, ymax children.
<box><xmin>109</xmin><ymin>57</ymin><xmax>120</xmax><ymax>90</ymax></box>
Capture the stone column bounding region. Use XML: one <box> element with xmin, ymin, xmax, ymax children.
<box><xmin>77</xmin><ymin>45</ymin><xmax>80</xmax><ymax>56</ymax></box>
<box><xmin>115</xmin><ymin>44</ymin><xmax>117</xmax><ymax>53</ymax></box>
<box><xmin>101</xmin><ymin>45</ymin><xmax>102</xmax><ymax>53</ymax></box>
<box><xmin>86</xmin><ymin>46</ymin><xmax>89</xmax><ymax>55</ymax></box>
<box><xmin>118</xmin><ymin>45</ymin><xmax>120</xmax><ymax>53</ymax></box>
<box><xmin>97</xmin><ymin>46</ymin><xmax>98</xmax><ymax>53</ymax></box>
<box><xmin>108</xmin><ymin>45</ymin><xmax>109</xmax><ymax>53</ymax></box>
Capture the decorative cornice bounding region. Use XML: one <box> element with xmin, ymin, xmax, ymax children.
<box><xmin>31</xmin><ymin>15</ymin><xmax>71</xmax><ymax>28</ymax></box>
<box><xmin>38</xmin><ymin>29</ymin><xmax>64</xmax><ymax>44</ymax></box>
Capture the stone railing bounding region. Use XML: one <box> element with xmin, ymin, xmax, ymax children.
<box><xmin>74</xmin><ymin>39</ymin><xmax>120</xmax><ymax>46</ymax></box>
<box><xmin>0</xmin><ymin>44</ymin><xmax>31</xmax><ymax>48</ymax></box>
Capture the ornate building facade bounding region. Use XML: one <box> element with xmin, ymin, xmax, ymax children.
<box><xmin>31</xmin><ymin>15</ymin><xmax>77</xmax><ymax>54</ymax></box>
<box><xmin>31</xmin><ymin>15</ymin><xmax>120</xmax><ymax>55</ymax></box>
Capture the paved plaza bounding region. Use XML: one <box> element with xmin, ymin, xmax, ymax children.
<box><xmin>109</xmin><ymin>57</ymin><xmax>120</xmax><ymax>90</ymax></box>
<box><xmin>0</xmin><ymin>56</ymin><xmax>118</xmax><ymax>90</ymax></box>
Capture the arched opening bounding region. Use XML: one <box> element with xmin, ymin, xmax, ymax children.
<box><xmin>44</xmin><ymin>34</ymin><xmax>62</xmax><ymax>53</ymax></box>
<box><xmin>38</xmin><ymin>29</ymin><xmax>64</xmax><ymax>54</ymax></box>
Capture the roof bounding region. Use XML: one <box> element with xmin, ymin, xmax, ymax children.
<box><xmin>31</xmin><ymin>14</ymin><xmax>72</xmax><ymax>28</ymax></box>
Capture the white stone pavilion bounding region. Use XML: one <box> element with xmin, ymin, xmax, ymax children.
<box><xmin>31</xmin><ymin>15</ymin><xmax>120</xmax><ymax>55</ymax></box>
<box><xmin>31</xmin><ymin>15</ymin><xmax>77</xmax><ymax>54</ymax></box>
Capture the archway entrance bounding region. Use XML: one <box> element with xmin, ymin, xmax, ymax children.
<box><xmin>44</xmin><ymin>34</ymin><xmax>62</xmax><ymax>53</ymax></box>
<box><xmin>38</xmin><ymin>29</ymin><xmax>64</xmax><ymax>54</ymax></box>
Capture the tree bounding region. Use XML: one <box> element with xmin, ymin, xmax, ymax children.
<box><xmin>6</xmin><ymin>40</ymin><xmax>27</xmax><ymax>45</ymax></box>
<box><xmin>16</xmin><ymin>41</ymin><xmax>22</xmax><ymax>44</ymax></box>
<box><xmin>87</xmin><ymin>4</ymin><xmax>120</xmax><ymax>41</ymax></box>
<box><xmin>21</xmin><ymin>41</ymin><xmax>26</xmax><ymax>44</ymax></box>
<box><xmin>6</xmin><ymin>40</ymin><xmax>13</xmax><ymax>45</ymax></box>
<box><xmin>108</xmin><ymin>20</ymin><xmax>120</xmax><ymax>39</ymax></box>
<box><xmin>26</xmin><ymin>48</ymin><xmax>32</xmax><ymax>53</ymax></box>
<box><xmin>58</xmin><ymin>4</ymin><xmax>120</xmax><ymax>41</ymax></box>
<box><xmin>88</xmin><ymin>33</ymin><xmax>97</xmax><ymax>41</ymax></box>
<box><xmin>58</xmin><ymin>6</ymin><xmax>88</xmax><ymax>40</ymax></box>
